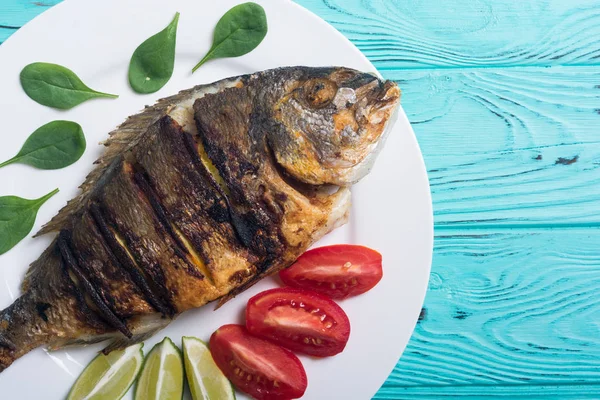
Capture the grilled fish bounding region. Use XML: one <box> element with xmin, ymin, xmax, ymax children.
<box><xmin>0</xmin><ymin>66</ymin><xmax>400</xmax><ymax>371</ymax></box>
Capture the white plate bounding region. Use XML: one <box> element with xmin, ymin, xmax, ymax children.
<box><xmin>0</xmin><ymin>0</ymin><xmax>432</xmax><ymax>398</ymax></box>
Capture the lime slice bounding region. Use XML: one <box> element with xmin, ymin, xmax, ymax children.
<box><xmin>182</xmin><ymin>336</ymin><xmax>236</xmax><ymax>400</ymax></box>
<box><xmin>135</xmin><ymin>337</ymin><xmax>184</xmax><ymax>400</ymax></box>
<box><xmin>67</xmin><ymin>343</ymin><xmax>144</xmax><ymax>400</ymax></box>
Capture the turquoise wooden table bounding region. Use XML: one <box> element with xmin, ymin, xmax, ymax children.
<box><xmin>3</xmin><ymin>0</ymin><xmax>600</xmax><ymax>398</ymax></box>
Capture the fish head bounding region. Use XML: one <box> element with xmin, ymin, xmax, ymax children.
<box><xmin>268</xmin><ymin>67</ymin><xmax>400</xmax><ymax>186</ymax></box>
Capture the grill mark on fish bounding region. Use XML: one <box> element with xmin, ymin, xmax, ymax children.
<box><xmin>171</xmin><ymin>225</ymin><xmax>215</xmax><ymax>286</ymax></box>
<box><xmin>194</xmin><ymin>134</ymin><xmax>231</xmax><ymax>197</ymax></box>
<box><xmin>194</xmin><ymin>90</ymin><xmax>287</xmax><ymax>263</ymax></box>
<box><xmin>35</xmin><ymin>303</ymin><xmax>51</xmax><ymax>323</ymax></box>
<box><xmin>132</xmin><ymin>168</ymin><xmax>210</xmax><ymax>284</ymax></box>
<box><xmin>90</xmin><ymin>203</ymin><xmax>173</xmax><ymax>316</ymax></box>
<box><xmin>59</xmin><ymin>252</ymin><xmax>108</xmax><ymax>332</ymax></box>
<box><xmin>57</xmin><ymin>231</ymin><xmax>132</xmax><ymax>338</ymax></box>
<box><xmin>93</xmin><ymin>160</ymin><xmax>180</xmax><ymax>311</ymax></box>
<box><xmin>132</xmin><ymin>117</ymin><xmax>258</xmax><ymax>292</ymax></box>
<box><xmin>188</xmin><ymin>133</ymin><xmax>251</xmax><ymax>250</ymax></box>
<box><xmin>195</xmin><ymin>126</ymin><xmax>282</xmax><ymax>257</ymax></box>
<box><xmin>70</xmin><ymin>211</ymin><xmax>153</xmax><ymax>318</ymax></box>
<box><xmin>181</xmin><ymin>123</ymin><xmax>254</xmax><ymax>253</ymax></box>
<box><xmin>95</xmin><ymin>158</ymin><xmax>220</xmax><ymax>311</ymax></box>
<box><xmin>0</xmin><ymin>335</ymin><xmax>15</xmax><ymax>351</ymax></box>
<box><xmin>95</xmin><ymin>200</ymin><xmax>176</xmax><ymax>314</ymax></box>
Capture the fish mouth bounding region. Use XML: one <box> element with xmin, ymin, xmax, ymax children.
<box><xmin>334</xmin><ymin>79</ymin><xmax>400</xmax><ymax>186</ymax></box>
<box><xmin>369</xmin><ymin>80</ymin><xmax>401</xmax><ymax>124</ymax></box>
<box><xmin>375</xmin><ymin>80</ymin><xmax>400</xmax><ymax>108</ymax></box>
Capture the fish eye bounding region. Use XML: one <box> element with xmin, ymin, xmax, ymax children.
<box><xmin>303</xmin><ymin>79</ymin><xmax>338</xmax><ymax>108</ymax></box>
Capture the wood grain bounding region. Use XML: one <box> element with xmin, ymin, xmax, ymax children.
<box><xmin>0</xmin><ymin>0</ymin><xmax>61</xmax><ymax>44</ymax></box>
<box><xmin>389</xmin><ymin>66</ymin><xmax>600</xmax><ymax>226</ymax></box>
<box><xmin>295</xmin><ymin>0</ymin><xmax>600</xmax><ymax>69</ymax></box>
<box><xmin>376</xmin><ymin>231</ymin><xmax>600</xmax><ymax>395</ymax></box>
<box><xmin>377</xmin><ymin>384</ymin><xmax>600</xmax><ymax>399</ymax></box>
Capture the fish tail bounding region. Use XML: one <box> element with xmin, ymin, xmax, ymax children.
<box><xmin>0</xmin><ymin>293</ymin><xmax>45</xmax><ymax>371</ymax></box>
<box><xmin>0</xmin><ymin>242</ymin><xmax>110</xmax><ymax>372</ymax></box>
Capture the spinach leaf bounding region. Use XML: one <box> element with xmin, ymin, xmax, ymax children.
<box><xmin>192</xmin><ymin>2</ymin><xmax>267</xmax><ymax>73</ymax></box>
<box><xmin>20</xmin><ymin>62</ymin><xmax>118</xmax><ymax>109</ymax></box>
<box><xmin>129</xmin><ymin>12</ymin><xmax>180</xmax><ymax>94</ymax></box>
<box><xmin>0</xmin><ymin>121</ymin><xmax>86</xmax><ymax>170</ymax></box>
<box><xmin>0</xmin><ymin>189</ymin><xmax>59</xmax><ymax>255</ymax></box>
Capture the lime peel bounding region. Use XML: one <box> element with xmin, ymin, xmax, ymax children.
<box><xmin>182</xmin><ymin>336</ymin><xmax>235</xmax><ymax>400</ymax></box>
<box><xmin>67</xmin><ymin>343</ymin><xmax>144</xmax><ymax>400</ymax></box>
<box><xmin>135</xmin><ymin>337</ymin><xmax>184</xmax><ymax>400</ymax></box>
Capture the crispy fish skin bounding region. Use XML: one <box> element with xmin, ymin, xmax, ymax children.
<box><xmin>0</xmin><ymin>67</ymin><xmax>400</xmax><ymax>371</ymax></box>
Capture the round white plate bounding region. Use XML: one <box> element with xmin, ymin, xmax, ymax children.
<box><xmin>0</xmin><ymin>0</ymin><xmax>432</xmax><ymax>398</ymax></box>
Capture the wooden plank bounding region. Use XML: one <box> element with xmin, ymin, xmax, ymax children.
<box><xmin>376</xmin><ymin>230</ymin><xmax>600</xmax><ymax>395</ymax></box>
<box><xmin>0</xmin><ymin>0</ymin><xmax>60</xmax><ymax>44</ymax></box>
<box><xmin>376</xmin><ymin>384</ymin><xmax>600</xmax><ymax>399</ymax></box>
<box><xmin>295</xmin><ymin>0</ymin><xmax>600</xmax><ymax>69</ymax></box>
<box><xmin>6</xmin><ymin>0</ymin><xmax>600</xmax><ymax>69</ymax></box>
<box><xmin>384</xmin><ymin>66</ymin><xmax>600</xmax><ymax>226</ymax></box>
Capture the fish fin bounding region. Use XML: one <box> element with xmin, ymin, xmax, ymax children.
<box><xmin>102</xmin><ymin>313</ymin><xmax>171</xmax><ymax>354</ymax></box>
<box><xmin>47</xmin><ymin>334</ymin><xmax>116</xmax><ymax>351</ymax></box>
<box><xmin>101</xmin><ymin>333</ymin><xmax>152</xmax><ymax>354</ymax></box>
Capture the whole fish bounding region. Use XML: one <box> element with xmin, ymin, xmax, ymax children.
<box><xmin>0</xmin><ymin>66</ymin><xmax>400</xmax><ymax>371</ymax></box>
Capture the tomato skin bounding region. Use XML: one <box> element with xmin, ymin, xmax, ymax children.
<box><xmin>210</xmin><ymin>324</ymin><xmax>307</xmax><ymax>400</ymax></box>
<box><xmin>246</xmin><ymin>288</ymin><xmax>350</xmax><ymax>357</ymax></box>
<box><xmin>280</xmin><ymin>245</ymin><xmax>383</xmax><ymax>299</ymax></box>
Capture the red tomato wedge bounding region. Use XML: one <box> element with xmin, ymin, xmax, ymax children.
<box><xmin>209</xmin><ymin>324</ymin><xmax>307</xmax><ymax>400</ymax></box>
<box><xmin>246</xmin><ymin>288</ymin><xmax>350</xmax><ymax>357</ymax></box>
<box><xmin>279</xmin><ymin>244</ymin><xmax>383</xmax><ymax>299</ymax></box>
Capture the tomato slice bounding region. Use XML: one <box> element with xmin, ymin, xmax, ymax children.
<box><xmin>279</xmin><ymin>245</ymin><xmax>383</xmax><ymax>299</ymax></box>
<box><xmin>209</xmin><ymin>324</ymin><xmax>307</xmax><ymax>400</ymax></box>
<box><xmin>246</xmin><ymin>288</ymin><xmax>350</xmax><ymax>357</ymax></box>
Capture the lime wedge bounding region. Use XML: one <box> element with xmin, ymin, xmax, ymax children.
<box><xmin>182</xmin><ymin>336</ymin><xmax>235</xmax><ymax>400</ymax></box>
<box><xmin>135</xmin><ymin>337</ymin><xmax>184</xmax><ymax>400</ymax></box>
<box><xmin>67</xmin><ymin>343</ymin><xmax>144</xmax><ymax>400</ymax></box>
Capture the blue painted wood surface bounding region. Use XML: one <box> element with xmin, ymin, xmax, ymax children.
<box><xmin>3</xmin><ymin>0</ymin><xmax>600</xmax><ymax>398</ymax></box>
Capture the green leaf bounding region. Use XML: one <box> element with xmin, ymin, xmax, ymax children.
<box><xmin>192</xmin><ymin>2</ymin><xmax>267</xmax><ymax>73</ymax></box>
<box><xmin>0</xmin><ymin>189</ymin><xmax>59</xmax><ymax>255</ymax></box>
<box><xmin>129</xmin><ymin>12</ymin><xmax>180</xmax><ymax>94</ymax></box>
<box><xmin>20</xmin><ymin>62</ymin><xmax>118</xmax><ymax>110</ymax></box>
<box><xmin>0</xmin><ymin>121</ymin><xmax>86</xmax><ymax>170</ymax></box>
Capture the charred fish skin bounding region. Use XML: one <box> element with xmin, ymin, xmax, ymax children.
<box><xmin>0</xmin><ymin>67</ymin><xmax>400</xmax><ymax>371</ymax></box>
